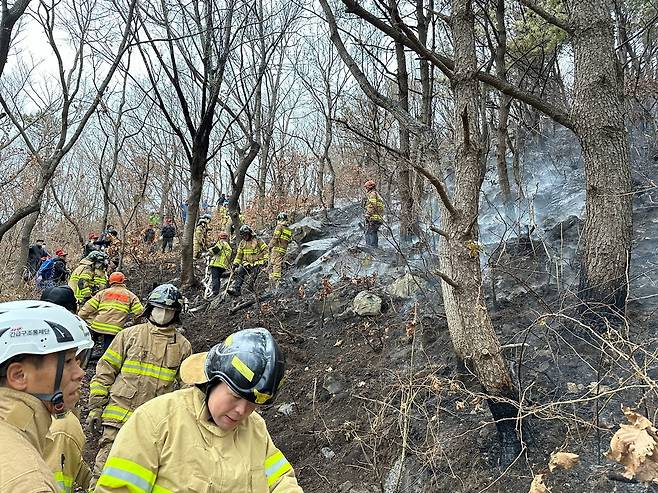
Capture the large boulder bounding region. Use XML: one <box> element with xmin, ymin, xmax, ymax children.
<box><xmin>385</xmin><ymin>272</ymin><xmax>432</xmax><ymax>299</ymax></box>
<box><xmin>290</xmin><ymin>217</ymin><xmax>324</xmax><ymax>244</ymax></box>
<box><xmin>353</xmin><ymin>291</ymin><xmax>382</xmax><ymax>316</ymax></box>
<box><xmin>295</xmin><ymin>238</ymin><xmax>341</xmax><ymax>267</ymax></box>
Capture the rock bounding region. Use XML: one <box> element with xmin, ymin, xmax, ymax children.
<box><xmin>310</xmin><ymin>292</ymin><xmax>350</xmax><ymax>318</ymax></box>
<box><xmin>290</xmin><ymin>217</ymin><xmax>324</xmax><ymax>244</ymax></box>
<box><xmin>353</xmin><ymin>291</ymin><xmax>382</xmax><ymax>316</ymax></box>
<box><xmin>295</xmin><ymin>238</ymin><xmax>341</xmax><ymax>267</ymax></box>
<box><xmin>320</xmin><ymin>447</ymin><xmax>335</xmax><ymax>460</ymax></box>
<box><xmin>277</xmin><ymin>402</ymin><xmax>295</xmax><ymax>416</ymax></box>
<box><xmin>385</xmin><ymin>272</ymin><xmax>431</xmax><ymax>298</ymax></box>
<box><xmin>323</xmin><ymin>375</ymin><xmax>345</xmax><ymax>396</ymax></box>
<box><xmin>339</xmin><ymin>481</ymin><xmax>353</xmax><ymax>492</ymax></box>
<box><xmin>383</xmin><ymin>457</ymin><xmax>432</xmax><ymax>493</ymax></box>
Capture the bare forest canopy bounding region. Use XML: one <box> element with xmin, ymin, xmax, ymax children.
<box><xmin>1</xmin><ymin>0</ymin><xmax>658</xmax><ymax>488</ymax></box>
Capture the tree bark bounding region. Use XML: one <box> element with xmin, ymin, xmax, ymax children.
<box><xmin>570</xmin><ymin>0</ymin><xmax>633</xmax><ymax>324</ymax></box>
<box><xmin>494</xmin><ymin>0</ymin><xmax>512</xmax><ymax>203</ymax></box>
<box><xmin>394</xmin><ymin>32</ymin><xmax>414</xmax><ymax>244</ymax></box>
<box><xmin>441</xmin><ymin>0</ymin><xmax>521</xmax><ymax>464</ymax></box>
<box><xmin>12</xmin><ymin>210</ymin><xmax>39</xmax><ymax>286</ymax></box>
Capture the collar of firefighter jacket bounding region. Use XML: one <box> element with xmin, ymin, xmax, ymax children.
<box><xmin>191</xmin><ymin>386</ymin><xmax>239</xmax><ymax>438</ymax></box>
<box><xmin>0</xmin><ymin>387</ymin><xmax>54</xmax><ymax>455</ymax></box>
<box><xmin>146</xmin><ymin>320</ymin><xmax>178</xmax><ymax>336</ymax></box>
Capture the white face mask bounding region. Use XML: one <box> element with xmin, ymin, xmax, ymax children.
<box><xmin>150</xmin><ymin>306</ymin><xmax>176</xmax><ymax>325</ymax></box>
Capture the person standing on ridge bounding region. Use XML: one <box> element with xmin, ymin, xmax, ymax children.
<box><xmin>207</xmin><ymin>231</ymin><xmax>233</xmax><ymax>296</ymax></box>
<box><xmin>227</xmin><ymin>224</ymin><xmax>268</xmax><ymax>297</ymax></box>
<box><xmin>362</xmin><ymin>179</ymin><xmax>385</xmax><ymax>248</ymax></box>
<box><xmin>160</xmin><ymin>216</ymin><xmax>176</xmax><ymax>253</ymax></box>
<box><xmin>268</xmin><ymin>212</ymin><xmax>293</xmax><ymax>289</ymax></box>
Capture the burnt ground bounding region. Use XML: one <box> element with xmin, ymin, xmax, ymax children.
<box><xmin>77</xmin><ymin>241</ymin><xmax>658</xmax><ymax>493</ymax></box>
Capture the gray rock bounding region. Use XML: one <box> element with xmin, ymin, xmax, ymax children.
<box><xmin>323</xmin><ymin>375</ymin><xmax>345</xmax><ymax>395</ymax></box>
<box><xmin>353</xmin><ymin>291</ymin><xmax>382</xmax><ymax>316</ymax></box>
<box><xmin>384</xmin><ymin>457</ymin><xmax>432</xmax><ymax>493</ymax></box>
<box><xmin>320</xmin><ymin>447</ymin><xmax>335</xmax><ymax>460</ymax></box>
<box><xmin>290</xmin><ymin>217</ymin><xmax>324</xmax><ymax>244</ymax></box>
<box><xmin>339</xmin><ymin>481</ymin><xmax>353</xmax><ymax>493</ymax></box>
<box><xmin>277</xmin><ymin>402</ymin><xmax>295</xmax><ymax>416</ymax></box>
<box><xmin>310</xmin><ymin>292</ymin><xmax>350</xmax><ymax>318</ymax></box>
<box><xmin>295</xmin><ymin>238</ymin><xmax>341</xmax><ymax>267</ymax></box>
<box><xmin>385</xmin><ymin>272</ymin><xmax>431</xmax><ymax>299</ymax></box>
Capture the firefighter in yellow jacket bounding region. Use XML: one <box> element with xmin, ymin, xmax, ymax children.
<box><xmin>208</xmin><ymin>231</ymin><xmax>233</xmax><ymax>296</ymax></box>
<box><xmin>40</xmin><ymin>286</ymin><xmax>93</xmax><ymax>493</ymax></box>
<box><xmin>0</xmin><ymin>300</ymin><xmax>93</xmax><ymax>493</ymax></box>
<box><xmin>363</xmin><ymin>179</ymin><xmax>385</xmax><ymax>248</ymax></box>
<box><xmin>193</xmin><ymin>214</ymin><xmax>212</xmax><ymax>259</ymax></box>
<box><xmin>268</xmin><ymin>212</ymin><xmax>293</xmax><ymax>288</ymax></box>
<box><xmin>78</xmin><ymin>271</ymin><xmax>143</xmax><ymax>353</ymax></box>
<box><xmin>69</xmin><ymin>250</ymin><xmax>108</xmax><ymax>306</ymax></box>
<box><xmin>95</xmin><ymin>327</ymin><xmax>303</xmax><ymax>493</ymax></box>
<box><xmin>227</xmin><ymin>224</ymin><xmax>269</xmax><ymax>297</ymax></box>
<box><xmin>86</xmin><ymin>283</ymin><xmax>192</xmax><ymax>489</ymax></box>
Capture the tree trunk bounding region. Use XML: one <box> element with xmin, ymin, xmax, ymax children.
<box><xmin>442</xmin><ymin>0</ymin><xmax>521</xmax><ymax>465</ymax></box>
<box><xmin>570</xmin><ymin>0</ymin><xmax>633</xmax><ymax>324</ymax></box>
<box><xmin>494</xmin><ymin>0</ymin><xmax>511</xmax><ymax>203</ymax></box>
<box><xmin>12</xmin><ymin>210</ymin><xmax>40</xmax><ymax>286</ymax></box>
<box><xmin>394</xmin><ymin>35</ymin><xmax>414</xmax><ymax>244</ymax></box>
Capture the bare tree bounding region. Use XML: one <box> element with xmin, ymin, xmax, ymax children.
<box><xmin>320</xmin><ymin>0</ymin><xmax>523</xmax><ymax>464</ymax></box>
<box><xmin>0</xmin><ymin>0</ymin><xmax>137</xmax><ymax>283</ymax></box>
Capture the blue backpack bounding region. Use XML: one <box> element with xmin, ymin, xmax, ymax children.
<box><xmin>36</xmin><ymin>258</ymin><xmax>55</xmax><ymax>281</ymax></box>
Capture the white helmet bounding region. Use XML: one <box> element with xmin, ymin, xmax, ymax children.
<box><xmin>0</xmin><ymin>300</ymin><xmax>94</xmax><ymax>413</ymax></box>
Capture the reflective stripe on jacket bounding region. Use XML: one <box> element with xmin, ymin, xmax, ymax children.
<box><xmin>208</xmin><ymin>240</ymin><xmax>233</xmax><ymax>268</ymax></box>
<box><xmin>45</xmin><ymin>411</ymin><xmax>92</xmax><ymax>493</ymax></box>
<box><xmin>234</xmin><ymin>237</ymin><xmax>269</xmax><ymax>267</ymax></box>
<box><xmin>69</xmin><ymin>260</ymin><xmax>107</xmax><ymax>303</ymax></box>
<box><xmin>78</xmin><ymin>284</ymin><xmax>143</xmax><ymax>336</ymax></box>
<box><xmin>95</xmin><ymin>387</ymin><xmax>303</xmax><ymax>493</ymax></box>
<box><xmin>88</xmin><ymin>321</ymin><xmax>192</xmax><ymax>428</ymax></box>
<box><xmin>364</xmin><ymin>190</ymin><xmax>384</xmax><ymax>223</ymax></box>
<box><xmin>269</xmin><ymin>222</ymin><xmax>293</xmax><ymax>254</ymax></box>
<box><xmin>0</xmin><ymin>388</ymin><xmax>60</xmax><ymax>493</ymax></box>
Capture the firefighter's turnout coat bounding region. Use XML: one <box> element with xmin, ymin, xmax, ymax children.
<box><xmin>78</xmin><ymin>283</ymin><xmax>143</xmax><ymax>336</ymax></box>
<box><xmin>95</xmin><ymin>387</ymin><xmax>303</xmax><ymax>493</ymax></box>
<box><xmin>87</xmin><ymin>321</ymin><xmax>192</xmax><ymax>428</ymax></box>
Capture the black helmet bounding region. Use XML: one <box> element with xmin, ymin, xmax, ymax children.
<box><xmin>86</xmin><ymin>250</ymin><xmax>108</xmax><ymax>263</ymax></box>
<box><xmin>141</xmin><ymin>283</ymin><xmax>183</xmax><ymax>324</ymax></box>
<box><xmin>147</xmin><ymin>283</ymin><xmax>182</xmax><ymax>310</ymax></box>
<box><xmin>239</xmin><ymin>224</ymin><xmax>253</xmax><ymax>237</ymax></box>
<box><xmin>276</xmin><ymin>212</ymin><xmax>288</xmax><ymax>222</ymax></box>
<box><xmin>181</xmin><ymin>328</ymin><xmax>285</xmax><ymax>405</ymax></box>
<box><xmin>40</xmin><ymin>286</ymin><xmax>77</xmax><ymax>313</ymax></box>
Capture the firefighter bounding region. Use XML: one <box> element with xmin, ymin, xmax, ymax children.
<box><xmin>94</xmin><ymin>328</ymin><xmax>303</xmax><ymax>493</ymax></box>
<box><xmin>78</xmin><ymin>271</ymin><xmax>144</xmax><ymax>353</ymax></box>
<box><xmin>268</xmin><ymin>212</ymin><xmax>293</xmax><ymax>288</ymax></box>
<box><xmin>40</xmin><ymin>287</ymin><xmax>93</xmax><ymax>493</ymax></box>
<box><xmin>193</xmin><ymin>214</ymin><xmax>212</xmax><ymax>259</ymax></box>
<box><xmin>86</xmin><ymin>283</ymin><xmax>192</xmax><ymax>490</ymax></box>
<box><xmin>0</xmin><ymin>300</ymin><xmax>93</xmax><ymax>493</ymax></box>
<box><xmin>363</xmin><ymin>179</ymin><xmax>385</xmax><ymax>248</ymax></box>
<box><xmin>227</xmin><ymin>224</ymin><xmax>268</xmax><ymax>297</ymax></box>
<box><xmin>68</xmin><ymin>251</ymin><xmax>108</xmax><ymax>307</ymax></box>
<box><xmin>207</xmin><ymin>231</ymin><xmax>233</xmax><ymax>296</ymax></box>
<box><xmin>83</xmin><ymin>233</ymin><xmax>100</xmax><ymax>257</ymax></box>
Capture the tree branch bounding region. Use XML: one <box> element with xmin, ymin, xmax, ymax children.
<box><xmin>517</xmin><ymin>0</ymin><xmax>573</xmax><ymax>34</ymax></box>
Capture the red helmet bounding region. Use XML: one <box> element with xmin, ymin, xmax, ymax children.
<box><xmin>218</xmin><ymin>231</ymin><xmax>229</xmax><ymax>240</ymax></box>
<box><xmin>109</xmin><ymin>272</ymin><xmax>126</xmax><ymax>285</ymax></box>
<box><xmin>88</xmin><ymin>232</ymin><xmax>99</xmax><ymax>240</ymax></box>
<box><xmin>55</xmin><ymin>248</ymin><xmax>66</xmax><ymax>257</ymax></box>
<box><xmin>364</xmin><ymin>180</ymin><xmax>376</xmax><ymax>190</ymax></box>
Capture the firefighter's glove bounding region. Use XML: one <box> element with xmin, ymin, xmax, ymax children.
<box><xmin>86</xmin><ymin>411</ymin><xmax>102</xmax><ymax>435</ymax></box>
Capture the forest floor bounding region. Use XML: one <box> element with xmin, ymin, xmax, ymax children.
<box><xmin>75</xmin><ymin>240</ymin><xmax>658</xmax><ymax>493</ymax></box>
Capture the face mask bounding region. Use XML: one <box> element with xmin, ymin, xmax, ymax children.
<box><xmin>150</xmin><ymin>306</ymin><xmax>176</xmax><ymax>325</ymax></box>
